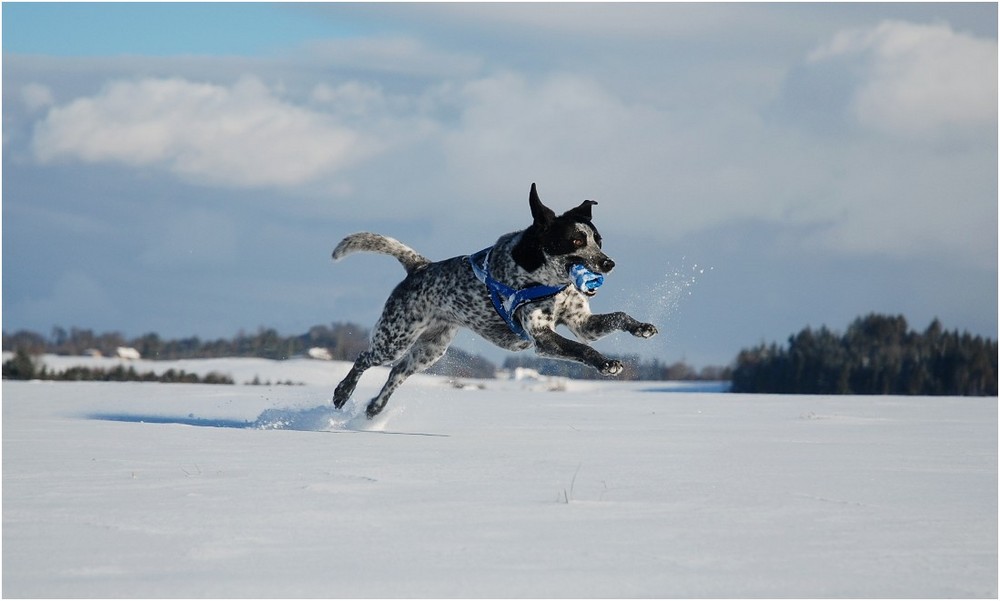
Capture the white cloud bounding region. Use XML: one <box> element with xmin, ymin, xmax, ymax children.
<box><xmin>20</xmin><ymin>83</ymin><xmax>54</xmax><ymax>112</ymax></box>
<box><xmin>31</xmin><ymin>76</ymin><xmax>374</xmax><ymax>188</ymax></box>
<box><xmin>310</xmin><ymin>81</ymin><xmax>387</xmax><ymax>117</ymax></box>
<box><xmin>17</xmin><ymin>21</ymin><xmax>996</xmax><ymax>269</ymax></box>
<box><xmin>433</xmin><ymin>67</ymin><xmax>994</xmax><ymax>267</ymax></box>
<box><xmin>437</xmin><ymin>71</ymin><xmax>802</xmax><ymax>237</ymax></box>
<box><xmin>444</xmin><ymin>72</ymin><xmax>636</xmax><ymax>180</ymax></box>
<box><xmin>809</xmin><ymin>20</ymin><xmax>998</xmax><ymax>136</ymax></box>
<box><xmin>441</xmin><ymin>72</ymin><xmax>662</xmax><ymax>204</ymax></box>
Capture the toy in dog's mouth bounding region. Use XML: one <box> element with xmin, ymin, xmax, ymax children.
<box><xmin>569</xmin><ymin>264</ymin><xmax>604</xmax><ymax>297</ymax></box>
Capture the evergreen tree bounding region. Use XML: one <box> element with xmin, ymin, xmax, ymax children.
<box><xmin>732</xmin><ymin>315</ymin><xmax>997</xmax><ymax>396</ymax></box>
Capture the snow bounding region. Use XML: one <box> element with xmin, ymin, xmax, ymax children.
<box><xmin>3</xmin><ymin>356</ymin><xmax>997</xmax><ymax>597</ymax></box>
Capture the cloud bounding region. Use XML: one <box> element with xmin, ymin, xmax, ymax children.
<box><xmin>305</xmin><ymin>35</ymin><xmax>483</xmax><ymax>78</ymax></box>
<box><xmin>808</xmin><ymin>20</ymin><xmax>997</xmax><ymax>136</ymax></box>
<box><xmin>437</xmin><ymin>71</ymin><xmax>811</xmax><ymax>238</ymax></box>
<box><xmin>20</xmin><ymin>83</ymin><xmax>54</xmax><ymax>112</ymax></box>
<box><xmin>15</xmin><ymin>19</ymin><xmax>997</xmax><ymax>268</ymax></box>
<box><xmin>309</xmin><ymin>81</ymin><xmax>387</xmax><ymax>117</ymax></box>
<box><xmin>443</xmin><ymin>72</ymin><xmax>640</xmax><ymax>185</ymax></box>
<box><xmin>31</xmin><ymin>76</ymin><xmax>373</xmax><ymax>187</ymax></box>
<box><xmin>344</xmin><ymin>3</ymin><xmax>818</xmax><ymax>43</ymax></box>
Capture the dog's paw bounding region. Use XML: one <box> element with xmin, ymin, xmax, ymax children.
<box><xmin>630</xmin><ymin>323</ymin><xmax>658</xmax><ymax>339</ymax></box>
<box><xmin>600</xmin><ymin>359</ymin><xmax>624</xmax><ymax>376</ymax></box>
<box><xmin>365</xmin><ymin>400</ymin><xmax>386</xmax><ymax>419</ymax></box>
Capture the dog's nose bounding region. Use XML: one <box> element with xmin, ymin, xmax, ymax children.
<box><xmin>600</xmin><ymin>257</ymin><xmax>615</xmax><ymax>273</ymax></box>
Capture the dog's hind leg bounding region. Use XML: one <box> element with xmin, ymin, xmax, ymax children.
<box><xmin>333</xmin><ymin>333</ymin><xmax>422</xmax><ymax>410</ymax></box>
<box><xmin>332</xmin><ymin>329</ymin><xmax>418</xmax><ymax>410</ymax></box>
<box><xmin>365</xmin><ymin>324</ymin><xmax>458</xmax><ymax>418</ymax></box>
<box><xmin>332</xmin><ymin>287</ymin><xmax>433</xmax><ymax>409</ymax></box>
<box><xmin>332</xmin><ymin>350</ymin><xmax>375</xmax><ymax>409</ymax></box>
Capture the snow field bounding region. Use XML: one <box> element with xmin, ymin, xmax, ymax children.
<box><xmin>2</xmin><ymin>357</ymin><xmax>997</xmax><ymax>597</ymax></box>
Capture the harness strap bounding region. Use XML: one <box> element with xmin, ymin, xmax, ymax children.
<box><xmin>468</xmin><ymin>247</ymin><xmax>566</xmax><ymax>340</ymax></box>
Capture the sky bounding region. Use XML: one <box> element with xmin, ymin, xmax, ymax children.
<box><xmin>3</xmin><ymin>2</ymin><xmax>997</xmax><ymax>368</ymax></box>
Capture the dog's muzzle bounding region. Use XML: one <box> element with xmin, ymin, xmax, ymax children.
<box><xmin>567</xmin><ymin>256</ymin><xmax>615</xmax><ymax>275</ymax></box>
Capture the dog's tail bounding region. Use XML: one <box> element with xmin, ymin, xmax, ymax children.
<box><xmin>332</xmin><ymin>232</ymin><xmax>431</xmax><ymax>275</ymax></box>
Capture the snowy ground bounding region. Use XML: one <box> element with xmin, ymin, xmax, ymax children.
<box><xmin>3</xmin><ymin>356</ymin><xmax>997</xmax><ymax>597</ymax></box>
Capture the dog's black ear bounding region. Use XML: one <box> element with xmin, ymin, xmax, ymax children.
<box><xmin>528</xmin><ymin>183</ymin><xmax>556</xmax><ymax>228</ymax></box>
<box><xmin>563</xmin><ymin>199</ymin><xmax>598</xmax><ymax>222</ymax></box>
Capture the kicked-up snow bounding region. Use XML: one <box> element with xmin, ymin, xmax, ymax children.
<box><xmin>2</xmin><ymin>357</ymin><xmax>997</xmax><ymax>597</ymax></box>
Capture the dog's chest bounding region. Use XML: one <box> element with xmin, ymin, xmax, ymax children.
<box><xmin>552</xmin><ymin>289</ymin><xmax>589</xmax><ymax>317</ymax></box>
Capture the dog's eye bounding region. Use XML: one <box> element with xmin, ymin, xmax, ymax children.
<box><xmin>572</xmin><ymin>237</ymin><xmax>586</xmax><ymax>248</ymax></box>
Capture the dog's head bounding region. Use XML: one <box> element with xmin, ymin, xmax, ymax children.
<box><xmin>511</xmin><ymin>183</ymin><xmax>615</xmax><ymax>296</ymax></box>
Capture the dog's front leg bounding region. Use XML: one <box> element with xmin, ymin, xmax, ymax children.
<box><xmin>558</xmin><ymin>301</ymin><xmax>658</xmax><ymax>342</ymax></box>
<box><xmin>530</xmin><ymin>327</ymin><xmax>624</xmax><ymax>376</ymax></box>
<box><xmin>573</xmin><ymin>312</ymin><xmax>658</xmax><ymax>342</ymax></box>
<box><xmin>521</xmin><ymin>305</ymin><xmax>626</xmax><ymax>375</ymax></box>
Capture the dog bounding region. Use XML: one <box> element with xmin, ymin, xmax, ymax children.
<box><xmin>331</xmin><ymin>183</ymin><xmax>658</xmax><ymax>418</ymax></box>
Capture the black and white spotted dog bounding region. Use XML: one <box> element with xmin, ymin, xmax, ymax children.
<box><xmin>331</xmin><ymin>183</ymin><xmax>658</xmax><ymax>418</ymax></box>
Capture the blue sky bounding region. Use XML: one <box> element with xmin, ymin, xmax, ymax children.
<box><xmin>3</xmin><ymin>3</ymin><xmax>360</xmax><ymax>56</ymax></box>
<box><xmin>3</xmin><ymin>3</ymin><xmax>997</xmax><ymax>368</ymax></box>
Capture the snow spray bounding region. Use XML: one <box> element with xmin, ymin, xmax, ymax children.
<box><xmin>608</xmin><ymin>258</ymin><xmax>713</xmax><ymax>358</ymax></box>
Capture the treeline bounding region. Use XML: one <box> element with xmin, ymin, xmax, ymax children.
<box><xmin>2</xmin><ymin>323</ymin><xmax>728</xmax><ymax>382</ymax></box>
<box><xmin>1</xmin><ymin>323</ymin><xmax>497</xmax><ymax>380</ymax></box>
<box><xmin>502</xmin><ymin>355</ymin><xmax>732</xmax><ymax>381</ymax></box>
<box><xmin>731</xmin><ymin>314</ymin><xmax>997</xmax><ymax>396</ymax></box>
<box><xmin>2</xmin><ymin>323</ymin><xmax>371</xmax><ymax>361</ymax></box>
<box><xmin>2</xmin><ymin>349</ymin><xmax>233</xmax><ymax>384</ymax></box>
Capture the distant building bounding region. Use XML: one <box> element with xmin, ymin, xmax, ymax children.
<box><xmin>307</xmin><ymin>347</ymin><xmax>333</xmax><ymax>361</ymax></box>
<box><xmin>116</xmin><ymin>347</ymin><xmax>141</xmax><ymax>360</ymax></box>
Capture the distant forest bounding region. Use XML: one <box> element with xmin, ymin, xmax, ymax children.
<box><xmin>1</xmin><ymin>323</ymin><xmax>724</xmax><ymax>382</ymax></box>
<box><xmin>731</xmin><ymin>314</ymin><xmax>997</xmax><ymax>396</ymax></box>
<box><xmin>5</xmin><ymin>314</ymin><xmax>994</xmax><ymax>394</ymax></box>
<box><xmin>2</xmin><ymin>323</ymin><xmax>371</xmax><ymax>363</ymax></box>
<box><xmin>1</xmin><ymin>350</ymin><xmax>235</xmax><ymax>385</ymax></box>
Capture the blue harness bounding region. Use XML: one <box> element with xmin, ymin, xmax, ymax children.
<box><xmin>468</xmin><ymin>247</ymin><xmax>566</xmax><ymax>340</ymax></box>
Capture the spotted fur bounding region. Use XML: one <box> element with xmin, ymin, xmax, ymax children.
<box><xmin>331</xmin><ymin>183</ymin><xmax>658</xmax><ymax>418</ymax></box>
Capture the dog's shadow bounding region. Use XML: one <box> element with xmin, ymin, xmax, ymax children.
<box><xmin>86</xmin><ymin>407</ymin><xmax>448</xmax><ymax>437</ymax></box>
<box><xmin>88</xmin><ymin>413</ymin><xmax>253</xmax><ymax>429</ymax></box>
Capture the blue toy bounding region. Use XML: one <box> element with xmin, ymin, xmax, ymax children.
<box><xmin>569</xmin><ymin>264</ymin><xmax>604</xmax><ymax>294</ymax></box>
